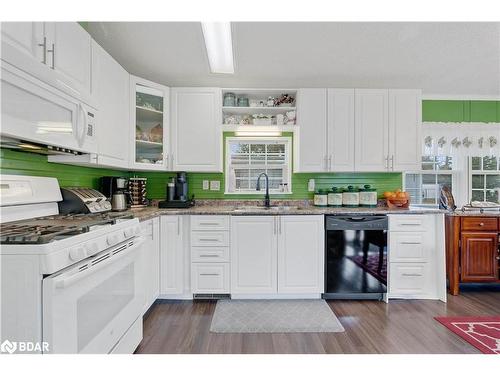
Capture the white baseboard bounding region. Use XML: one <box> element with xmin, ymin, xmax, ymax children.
<box><xmin>230</xmin><ymin>293</ymin><xmax>322</xmax><ymax>300</ymax></box>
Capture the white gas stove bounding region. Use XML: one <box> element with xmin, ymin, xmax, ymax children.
<box><xmin>0</xmin><ymin>175</ymin><xmax>144</xmax><ymax>354</ymax></box>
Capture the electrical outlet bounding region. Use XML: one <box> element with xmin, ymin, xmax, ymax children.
<box><xmin>210</xmin><ymin>180</ymin><xmax>220</xmax><ymax>191</ymax></box>
<box><xmin>202</xmin><ymin>180</ymin><xmax>209</xmax><ymax>190</ymax></box>
<box><xmin>308</xmin><ymin>179</ymin><xmax>316</xmax><ymax>192</ymax></box>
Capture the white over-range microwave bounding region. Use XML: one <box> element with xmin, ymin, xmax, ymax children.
<box><xmin>0</xmin><ymin>61</ymin><xmax>98</xmax><ymax>154</ymax></box>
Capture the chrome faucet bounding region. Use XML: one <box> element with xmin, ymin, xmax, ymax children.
<box><xmin>256</xmin><ymin>172</ymin><xmax>271</xmax><ymax>208</ymax></box>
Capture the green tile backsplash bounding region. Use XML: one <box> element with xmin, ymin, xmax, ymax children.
<box><xmin>1</xmin><ymin>100</ymin><xmax>497</xmax><ymax>200</ymax></box>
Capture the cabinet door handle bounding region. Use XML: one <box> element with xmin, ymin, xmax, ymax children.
<box><xmin>200</xmin><ymin>273</ymin><xmax>219</xmax><ymax>276</ymax></box>
<box><xmin>400</xmin><ymin>223</ymin><xmax>421</xmax><ymax>226</ymax></box>
<box><xmin>402</xmin><ymin>273</ymin><xmax>422</xmax><ymax>277</ymax></box>
<box><xmin>324</xmin><ymin>155</ymin><xmax>328</xmax><ymax>171</ymax></box>
<box><xmin>198</xmin><ymin>222</ymin><xmax>220</xmax><ymax>226</ymax></box>
<box><xmin>198</xmin><ymin>238</ymin><xmax>219</xmax><ymax>242</ymax></box>
<box><xmin>385</xmin><ymin>156</ymin><xmax>389</xmax><ymax>170</ymax></box>
<box><xmin>170</xmin><ymin>154</ymin><xmax>174</xmax><ymax>170</ymax></box>
<box><xmin>328</xmin><ymin>155</ymin><xmax>332</xmax><ymax>171</ymax></box>
<box><xmin>273</xmin><ymin>217</ymin><xmax>277</xmax><ymax>235</ymax></box>
<box><xmin>47</xmin><ymin>42</ymin><xmax>55</xmax><ymax>69</ymax></box>
<box><xmin>177</xmin><ymin>218</ymin><xmax>180</xmax><ymax>235</ymax></box>
<box><xmin>38</xmin><ymin>37</ymin><xmax>47</xmax><ymax>64</ymax></box>
<box><xmin>165</xmin><ymin>154</ymin><xmax>169</xmax><ymax>168</ymax></box>
<box><xmin>390</xmin><ymin>155</ymin><xmax>394</xmax><ymax>170</ymax></box>
<box><xmin>400</xmin><ymin>242</ymin><xmax>422</xmax><ymax>245</ymax></box>
<box><xmin>200</xmin><ymin>254</ymin><xmax>219</xmax><ymax>258</ymax></box>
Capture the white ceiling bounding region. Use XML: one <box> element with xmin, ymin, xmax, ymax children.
<box><xmin>87</xmin><ymin>22</ymin><xmax>500</xmax><ymax>96</ymax></box>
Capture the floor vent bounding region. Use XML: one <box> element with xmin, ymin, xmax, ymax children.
<box><xmin>193</xmin><ymin>293</ymin><xmax>231</xmax><ymax>300</ymax></box>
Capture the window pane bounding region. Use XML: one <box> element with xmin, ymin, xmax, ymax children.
<box><xmin>471</xmin><ymin>157</ymin><xmax>481</xmax><ymax>170</ymax></box>
<box><xmin>483</xmin><ymin>156</ymin><xmax>497</xmax><ymax>171</ymax></box>
<box><xmin>437</xmin><ymin>174</ymin><xmax>452</xmax><ymax>187</ymax></box>
<box><xmin>266</xmin><ymin>169</ymin><xmax>283</xmax><ymax>178</ymax></box>
<box><xmin>250</xmin><ymin>144</ymin><xmax>265</xmax><ymax>154</ymax></box>
<box><xmin>250</xmin><ymin>169</ymin><xmax>266</xmax><ymax>178</ymax></box>
<box><xmin>405</xmin><ymin>174</ymin><xmax>420</xmax><ymax>189</ymax></box>
<box><xmin>235</xmin><ymin>179</ymin><xmax>249</xmax><ymax>190</ymax></box>
<box><xmin>250</xmin><ymin>154</ymin><xmax>266</xmax><ymax>164</ymax></box>
<box><xmin>485</xmin><ymin>190</ymin><xmax>499</xmax><ymax>203</ymax></box>
<box><xmin>436</xmin><ymin>156</ymin><xmax>452</xmax><ymax>170</ymax></box>
<box><xmin>406</xmin><ymin>189</ymin><xmax>421</xmax><ymax>204</ymax></box>
<box><xmin>486</xmin><ymin>175</ymin><xmax>500</xmax><ymax>189</ymax></box>
<box><xmin>231</xmin><ymin>154</ymin><xmax>249</xmax><ymax>164</ymax></box>
<box><xmin>266</xmin><ymin>144</ymin><xmax>285</xmax><ymax>154</ymax></box>
<box><xmin>422</xmin><ymin>174</ymin><xmax>437</xmax><ymax>184</ymax></box>
<box><xmin>234</xmin><ymin>169</ymin><xmax>249</xmax><ymax>178</ymax></box>
<box><xmin>471</xmin><ymin>190</ymin><xmax>485</xmax><ymax>201</ymax></box>
<box><xmin>471</xmin><ymin>174</ymin><xmax>485</xmax><ymax>189</ymax></box>
<box><xmin>422</xmin><ymin>163</ymin><xmax>434</xmax><ymax>170</ymax></box>
<box><xmin>231</xmin><ymin>143</ymin><xmax>249</xmax><ymax>154</ymax></box>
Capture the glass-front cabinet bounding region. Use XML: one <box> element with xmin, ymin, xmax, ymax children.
<box><xmin>130</xmin><ymin>75</ymin><xmax>170</xmax><ymax>170</ymax></box>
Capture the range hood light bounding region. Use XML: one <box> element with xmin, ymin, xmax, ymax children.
<box><xmin>201</xmin><ymin>22</ymin><xmax>234</xmax><ymax>74</ymax></box>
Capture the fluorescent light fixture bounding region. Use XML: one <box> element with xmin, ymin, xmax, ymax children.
<box><xmin>234</xmin><ymin>126</ymin><xmax>282</xmax><ymax>137</ymax></box>
<box><xmin>201</xmin><ymin>22</ymin><xmax>234</xmax><ymax>74</ymax></box>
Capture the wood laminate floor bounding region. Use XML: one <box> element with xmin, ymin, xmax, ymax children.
<box><xmin>135</xmin><ymin>286</ymin><xmax>500</xmax><ymax>354</ymax></box>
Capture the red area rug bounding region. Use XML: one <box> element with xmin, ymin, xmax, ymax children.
<box><xmin>347</xmin><ymin>254</ymin><xmax>387</xmax><ymax>284</ymax></box>
<box><xmin>434</xmin><ymin>316</ymin><xmax>500</xmax><ymax>354</ymax></box>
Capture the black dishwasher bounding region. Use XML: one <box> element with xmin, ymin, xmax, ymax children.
<box><xmin>324</xmin><ymin>215</ymin><xmax>388</xmax><ymax>300</ymax></box>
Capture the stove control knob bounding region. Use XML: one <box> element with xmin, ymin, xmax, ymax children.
<box><xmin>85</xmin><ymin>243</ymin><xmax>100</xmax><ymax>255</ymax></box>
<box><xmin>69</xmin><ymin>247</ymin><xmax>86</xmax><ymax>261</ymax></box>
<box><xmin>123</xmin><ymin>228</ymin><xmax>135</xmax><ymax>238</ymax></box>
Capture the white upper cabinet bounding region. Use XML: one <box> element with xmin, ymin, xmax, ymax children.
<box><xmin>388</xmin><ymin>89</ymin><xmax>422</xmax><ymax>171</ymax></box>
<box><xmin>277</xmin><ymin>216</ymin><xmax>324</xmax><ymax>294</ymax></box>
<box><xmin>171</xmin><ymin>87</ymin><xmax>222</xmax><ymax>172</ymax></box>
<box><xmin>1</xmin><ymin>22</ymin><xmax>44</xmax><ymax>65</ymax></box>
<box><xmin>92</xmin><ymin>41</ymin><xmax>129</xmax><ymax>168</ymax></box>
<box><xmin>294</xmin><ymin>89</ymin><xmax>328</xmax><ymax>172</ymax></box>
<box><xmin>327</xmin><ymin>89</ymin><xmax>355</xmax><ymax>171</ymax></box>
<box><xmin>1</xmin><ymin>22</ymin><xmax>92</xmax><ymax>104</ymax></box>
<box><xmin>231</xmin><ymin>216</ymin><xmax>278</xmax><ymax>294</ymax></box>
<box><xmin>130</xmin><ymin>75</ymin><xmax>170</xmax><ymax>171</ymax></box>
<box><xmin>354</xmin><ymin>89</ymin><xmax>389</xmax><ymax>171</ymax></box>
<box><xmin>44</xmin><ymin>23</ymin><xmax>92</xmax><ymax>100</ymax></box>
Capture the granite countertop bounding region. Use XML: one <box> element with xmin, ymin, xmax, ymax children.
<box><xmin>127</xmin><ymin>202</ymin><xmax>446</xmax><ymax>222</ymax></box>
<box><xmin>446</xmin><ymin>210</ymin><xmax>500</xmax><ymax>217</ymax></box>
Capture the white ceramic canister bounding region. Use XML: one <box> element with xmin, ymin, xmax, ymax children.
<box><xmin>342</xmin><ymin>186</ymin><xmax>359</xmax><ymax>207</ymax></box>
<box><xmin>359</xmin><ymin>184</ymin><xmax>378</xmax><ymax>207</ymax></box>
<box><xmin>327</xmin><ymin>187</ymin><xmax>343</xmax><ymax>207</ymax></box>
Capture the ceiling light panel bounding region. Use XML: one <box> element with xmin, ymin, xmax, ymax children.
<box><xmin>201</xmin><ymin>22</ymin><xmax>234</xmax><ymax>74</ymax></box>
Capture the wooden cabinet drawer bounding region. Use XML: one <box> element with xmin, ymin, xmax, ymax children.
<box><xmin>191</xmin><ymin>231</ymin><xmax>229</xmax><ymax>247</ymax></box>
<box><xmin>389</xmin><ymin>232</ymin><xmax>429</xmax><ymax>263</ymax></box>
<box><xmin>389</xmin><ymin>263</ymin><xmax>432</xmax><ymax>296</ymax></box>
<box><xmin>461</xmin><ymin>217</ymin><xmax>498</xmax><ymax>231</ymax></box>
<box><xmin>389</xmin><ymin>215</ymin><xmax>431</xmax><ymax>232</ymax></box>
<box><xmin>191</xmin><ymin>215</ymin><xmax>230</xmax><ymax>231</ymax></box>
<box><xmin>191</xmin><ymin>263</ymin><xmax>230</xmax><ymax>293</ymax></box>
<box><xmin>191</xmin><ymin>246</ymin><xmax>229</xmax><ymax>262</ymax></box>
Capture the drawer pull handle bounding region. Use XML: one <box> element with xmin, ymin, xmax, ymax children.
<box><xmin>400</xmin><ymin>223</ymin><xmax>421</xmax><ymax>226</ymax></box>
<box><xmin>199</xmin><ymin>238</ymin><xmax>219</xmax><ymax>242</ymax></box>
<box><xmin>200</xmin><ymin>254</ymin><xmax>219</xmax><ymax>258</ymax></box>
<box><xmin>200</xmin><ymin>273</ymin><xmax>220</xmax><ymax>276</ymax></box>
<box><xmin>199</xmin><ymin>222</ymin><xmax>220</xmax><ymax>226</ymax></box>
<box><xmin>478</xmin><ymin>222</ymin><xmax>485</xmax><ymax>226</ymax></box>
<box><xmin>400</xmin><ymin>242</ymin><xmax>422</xmax><ymax>245</ymax></box>
<box><xmin>402</xmin><ymin>273</ymin><xmax>422</xmax><ymax>277</ymax></box>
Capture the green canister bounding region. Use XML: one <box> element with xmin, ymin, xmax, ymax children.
<box><xmin>314</xmin><ymin>189</ymin><xmax>328</xmax><ymax>207</ymax></box>
<box><xmin>327</xmin><ymin>187</ymin><xmax>343</xmax><ymax>207</ymax></box>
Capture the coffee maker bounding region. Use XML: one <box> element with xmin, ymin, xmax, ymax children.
<box><xmin>100</xmin><ymin>176</ymin><xmax>130</xmax><ymax>211</ymax></box>
<box><xmin>159</xmin><ymin>172</ymin><xmax>195</xmax><ymax>208</ymax></box>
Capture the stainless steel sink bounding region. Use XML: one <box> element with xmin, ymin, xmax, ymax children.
<box><xmin>231</xmin><ymin>206</ymin><xmax>301</xmax><ymax>212</ymax></box>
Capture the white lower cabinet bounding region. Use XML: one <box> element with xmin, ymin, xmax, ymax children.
<box><xmin>231</xmin><ymin>216</ymin><xmax>278</xmax><ymax>294</ymax></box>
<box><xmin>140</xmin><ymin>218</ymin><xmax>160</xmax><ymax>313</ymax></box>
<box><xmin>387</xmin><ymin>214</ymin><xmax>446</xmax><ymax>301</ymax></box>
<box><xmin>160</xmin><ymin>216</ymin><xmax>184</xmax><ymax>295</ymax></box>
<box><xmin>231</xmin><ymin>215</ymin><xmax>324</xmax><ymax>296</ymax></box>
<box><xmin>278</xmin><ymin>216</ymin><xmax>324</xmax><ymax>293</ymax></box>
<box><xmin>190</xmin><ymin>216</ymin><xmax>230</xmax><ymax>294</ymax></box>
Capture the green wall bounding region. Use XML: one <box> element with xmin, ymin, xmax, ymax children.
<box><xmin>422</xmin><ymin>100</ymin><xmax>500</xmax><ymax>122</ymax></box>
<box><xmin>2</xmin><ymin>100</ymin><xmax>498</xmax><ymax>200</ymax></box>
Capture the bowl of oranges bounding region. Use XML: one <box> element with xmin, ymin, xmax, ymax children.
<box><xmin>383</xmin><ymin>189</ymin><xmax>410</xmax><ymax>209</ymax></box>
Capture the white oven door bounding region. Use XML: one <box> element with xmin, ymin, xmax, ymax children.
<box><xmin>42</xmin><ymin>238</ymin><xmax>145</xmax><ymax>354</ymax></box>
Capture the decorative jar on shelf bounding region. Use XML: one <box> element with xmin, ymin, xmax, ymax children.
<box><xmin>223</xmin><ymin>92</ymin><xmax>236</xmax><ymax>107</ymax></box>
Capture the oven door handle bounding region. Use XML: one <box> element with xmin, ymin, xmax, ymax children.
<box><xmin>53</xmin><ymin>238</ymin><xmax>145</xmax><ymax>290</ymax></box>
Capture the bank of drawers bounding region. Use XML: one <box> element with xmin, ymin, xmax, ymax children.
<box><xmin>190</xmin><ymin>216</ymin><xmax>230</xmax><ymax>294</ymax></box>
<box><xmin>388</xmin><ymin>215</ymin><xmax>435</xmax><ymax>297</ymax></box>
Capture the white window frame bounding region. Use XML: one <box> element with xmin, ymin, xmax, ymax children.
<box><xmin>468</xmin><ymin>156</ymin><xmax>500</xmax><ymax>204</ymax></box>
<box><xmin>225</xmin><ymin>136</ymin><xmax>292</xmax><ymax>195</ymax></box>
<box><xmin>403</xmin><ymin>170</ymin><xmax>459</xmax><ymax>208</ymax></box>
